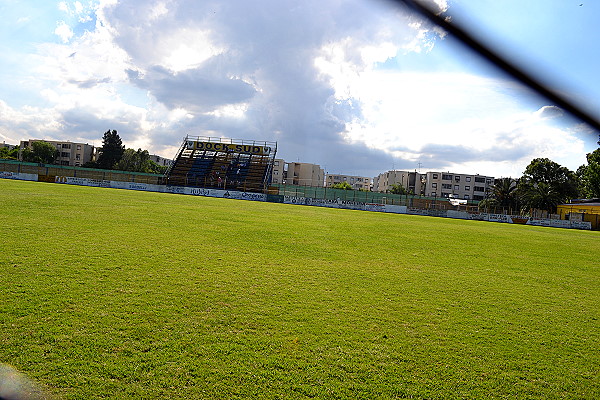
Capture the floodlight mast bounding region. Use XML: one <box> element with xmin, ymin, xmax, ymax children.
<box><xmin>393</xmin><ymin>0</ymin><xmax>600</xmax><ymax>134</ymax></box>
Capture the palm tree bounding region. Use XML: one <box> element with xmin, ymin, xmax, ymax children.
<box><xmin>518</xmin><ymin>181</ymin><xmax>563</xmax><ymax>215</ymax></box>
<box><xmin>490</xmin><ymin>178</ymin><xmax>517</xmax><ymax>209</ymax></box>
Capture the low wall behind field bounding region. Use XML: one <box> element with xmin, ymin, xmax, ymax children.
<box><xmin>1</xmin><ymin>168</ymin><xmax>593</xmax><ymax>230</ymax></box>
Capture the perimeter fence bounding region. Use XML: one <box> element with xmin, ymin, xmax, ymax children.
<box><xmin>2</xmin><ymin>159</ymin><xmax>597</xmax><ymax>229</ymax></box>
<box><xmin>0</xmin><ymin>159</ymin><xmax>163</xmax><ymax>185</ymax></box>
<box><xmin>273</xmin><ymin>184</ymin><xmax>480</xmax><ymax>211</ymax></box>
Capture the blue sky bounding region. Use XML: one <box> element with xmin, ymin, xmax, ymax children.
<box><xmin>0</xmin><ymin>0</ymin><xmax>598</xmax><ymax>179</ymax></box>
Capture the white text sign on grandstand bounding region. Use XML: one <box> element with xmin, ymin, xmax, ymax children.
<box><xmin>186</xmin><ymin>141</ymin><xmax>272</xmax><ymax>155</ymax></box>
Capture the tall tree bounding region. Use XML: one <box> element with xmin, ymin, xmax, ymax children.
<box><xmin>22</xmin><ymin>141</ymin><xmax>58</xmax><ymax>164</ymax></box>
<box><xmin>97</xmin><ymin>130</ymin><xmax>124</xmax><ymax>169</ymax></box>
<box><xmin>576</xmin><ymin>148</ymin><xmax>600</xmax><ymax>198</ymax></box>
<box><xmin>517</xmin><ymin>158</ymin><xmax>578</xmax><ymax>214</ymax></box>
<box><xmin>489</xmin><ymin>177</ymin><xmax>518</xmax><ymax>209</ymax></box>
<box><xmin>114</xmin><ymin>148</ymin><xmax>150</xmax><ymax>172</ymax></box>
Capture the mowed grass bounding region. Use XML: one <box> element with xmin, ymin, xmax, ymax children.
<box><xmin>0</xmin><ymin>179</ymin><xmax>599</xmax><ymax>399</ymax></box>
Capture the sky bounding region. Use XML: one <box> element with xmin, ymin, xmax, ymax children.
<box><xmin>1</xmin><ymin>0</ymin><xmax>599</xmax><ymax>179</ymax></box>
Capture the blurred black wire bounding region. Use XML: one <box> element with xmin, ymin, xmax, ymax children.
<box><xmin>393</xmin><ymin>0</ymin><xmax>600</xmax><ymax>134</ymax></box>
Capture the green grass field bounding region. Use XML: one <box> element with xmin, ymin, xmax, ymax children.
<box><xmin>1</xmin><ymin>179</ymin><xmax>599</xmax><ymax>399</ymax></box>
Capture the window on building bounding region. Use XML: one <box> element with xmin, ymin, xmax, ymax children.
<box><xmin>474</xmin><ymin>186</ymin><xmax>485</xmax><ymax>192</ymax></box>
<box><xmin>77</xmin><ymin>145</ymin><xmax>81</xmax><ymax>151</ymax></box>
<box><xmin>431</xmin><ymin>192</ymin><xmax>437</xmax><ymax>197</ymax></box>
<box><xmin>60</xmin><ymin>160</ymin><xmax>69</xmax><ymax>166</ymax></box>
<box><xmin>464</xmin><ymin>194</ymin><xmax>470</xmax><ymax>199</ymax></box>
<box><xmin>486</xmin><ymin>179</ymin><xmax>493</xmax><ymax>184</ymax></box>
<box><xmin>61</xmin><ymin>143</ymin><xmax>71</xmax><ymax>149</ymax></box>
<box><xmin>442</xmin><ymin>174</ymin><xmax>452</xmax><ymax>180</ymax></box>
<box><xmin>274</xmin><ymin>161</ymin><xmax>279</xmax><ymax>166</ymax></box>
<box><xmin>442</xmin><ymin>183</ymin><xmax>451</xmax><ymax>189</ymax></box>
<box><xmin>432</xmin><ymin>174</ymin><xmax>438</xmax><ymax>179</ymax></box>
<box><xmin>466</xmin><ymin>177</ymin><xmax>471</xmax><ymax>182</ymax></box>
<box><xmin>454</xmin><ymin>185</ymin><xmax>459</xmax><ymax>190</ymax></box>
<box><xmin>475</xmin><ymin>177</ymin><xmax>486</xmax><ymax>183</ymax></box>
<box><xmin>61</xmin><ymin>152</ymin><xmax>70</xmax><ymax>157</ymax></box>
<box><xmin>75</xmin><ymin>154</ymin><xmax>81</xmax><ymax>160</ymax></box>
<box><xmin>465</xmin><ymin>185</ymin><xmax>470</xmax><ymax>191</ymax></box>
<box><xmin>432</xmin><ymin>183</ymin><xmax>437</xmax><ymax>188</ymax></box>
<box><xmin>441</xmin><ymin>192</ymin><xmax>450</xmax><ymax>198</ymax></box>
<box><xmin>454</xmin><ymin>176</ymin><xmax>460</xmax><ymax>182</ymax></box>
<box><xmin>473</xmin><ymin>195</ymin><xmax>484</xmax><ymax>200</ymax></box>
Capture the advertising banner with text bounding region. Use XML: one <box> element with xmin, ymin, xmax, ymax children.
<box><xmin>0</xmin><ymin>172</ymin><xmax>38</xmax><ymax>181</ymax></box>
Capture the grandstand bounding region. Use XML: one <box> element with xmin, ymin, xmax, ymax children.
<box><xmin>165</xmin><ymin>136</ymin><xmax>277</xmax><ymax>193</ymax></box>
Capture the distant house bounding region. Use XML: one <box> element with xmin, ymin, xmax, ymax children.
<box><xmin>326</xmin><ymin>174</ymin><xmax>371</xmax><ymax>191</ymax></box>
<box><xmin>373</xmin><ymin>170</ymin><xmax>495</xmax><ymax>200</ymax></box>
<box><xmin>1</xmin><ymin>142</ymin><xmax>17</xmax><ymax>151</ymax></box>
<box><xmin>373</xmin><ymin>170</ymin><xmax>424</xmax><ymax>194</ymax></box>
<box><xmin>19</xmin><ymin>139</ymin><xmax>95</xmax><ymax>166</ymax></box>
<box><xmin>271</xmin><ymin>159</ymin><xmax>325</xmax><ymax>187</ymax></box>
<box><xmin>422</xmin><ymin>171</ymin><xmax>495</xmax><ymax>201</ymax></box>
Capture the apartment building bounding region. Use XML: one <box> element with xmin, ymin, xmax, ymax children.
<box><xmin>325</xmin><ymin>174</ymin><xmax>372</xmax><ymax>191</ymax></box>
<box><xmin>423</xmin><ymin>171</ymin><xmax>494</xmax><ymax>201</ymax></box>
<box><xmin>19</xmin><ymin>139</ymin><xmax>95</xmax><ymax>167</ymax></box>
<box><xmin>373</xmin><ymin>170</ymin><xmax>425</xmax><ymax>194</ymax></box>
<box><xmin>270</xmin><ymin>159</ymin><xmax>324</xmax><ymax>186</ymax></box>
<box><xmin>285</xmin><ymin>161</ymin><xmax>324</xmax><ymax>186</ymax></box>
<box><xmin>270</xmin><ymin>159</ymin><xmax>286</xmax><ymax>184</ymax></box>
<box><xmin>1</xmin><ymin>142</ymin><xmax>17</xmax><ymax>150</ymax></box>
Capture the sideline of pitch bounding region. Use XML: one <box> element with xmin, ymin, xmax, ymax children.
<box><xmin>1</xmin><ymin>171</ymin><xmax>592</xmax><ymax>230</ymax></box>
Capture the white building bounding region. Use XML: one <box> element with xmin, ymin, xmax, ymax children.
<box><xmin>326</xmin><ymin>174</ymin><xmax>372</xmax><ymax>191</ymax></box>
<box><xmin>271</xmin><ymin>159</ymin><xmax>286</xmax><ymax>184</ymax></box>
<box><xmin>1</xmin><ymin>142</ymin><xmax>17</xmax><ymax>150</ymax></box>
<box><xmin>423</xmin><ymin>171</ymin><xmax>494</xmax><ymax>201</ymax></box>
<box><xmin>270</xmin><ymin>159</ymin><xmax>324</xmax><ymax>186</ymax></box>
<box><xmin>19</xmin><ymin>139</ymin><xmax>95</xmax><ymax>167</ymax></box>
<box><xmin>373</xmin><ymin>170</ymin><xmax>424</xmax><ymax>194</ymax></box>
<box><xmin>285</xmin><ymin>161</ymin><xmax>324</xmax><ymax>186</ymax></box>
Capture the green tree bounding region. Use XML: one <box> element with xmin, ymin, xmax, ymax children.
<box><xmin>576</xmin><ymin>148</ymin><xmax>600</xmax><ymax>198</ymax></box>
<box><xmin>389</xmin><ymin>183</ymin><xmax>407</xmax><ymax>195</ymax></box>
<box><xmin>0</xmin><ymin>147</ymin><xmax>19</xmax><ymax>160</ymax></box>
<box><xmin>488</xmin><ymin>177</ymin><xmax>518</xmax><ymax>210</ymax></box>
<box><xmin>332</xmin><ymin>181</ymin><xmax>353</xmax><ymax>190</ymax></box>
<box><xmin>113</xmin><ymin>148</ymin><xmax>166</xmax><ymax>174</ymax></box>
<box><xmin>21</xmin><ymin>141</ymin><xmax>58</xmax><ymax>164</ymax></box>
<box><xmin>82</xmin><ymin>160</ymin><xmax>99</xmax><ymax>168</ymax></box>
<box><xmin>97</xmin><ymin>130</ymin><xmax>124</xmax><ymax>169</ymax></box>
<box><xmin>517</xmin><ymin>158</ymin><xmax>578</xmax><ymax>214</ymax></box>
<box><xmin>114</xmin><ymin>148</ymin><xmax>147</xmax><ymax>172</ymax></box>
<box><xmin>477</xmin><ymin>197</ymin><xmax>500</xmax><ymax>211</ymax></box>
<box><xmin>147</xmin><ymin>161</ymin><xmax>168</xmax><ymax>174</ymax></box>
<box><xmin>519</xmin><ymin>182</ymin><xmax>564</xmax><ymax>213</ymax></box>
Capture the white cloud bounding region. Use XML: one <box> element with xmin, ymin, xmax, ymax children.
<box><xmin>58</xmin><ymin>2</ymin><xmax>69</xmax><ymax>13</ymax></box>
<box><xmin>54</xmin><ymin>21</ymin><xmax>74</xmax><ymax>43</ymax></box>
<box><xmin>320</xmin><ymin>65</ymin><xmax>586</xmax><ymax>176</ymax></box>
<box><xmin>0</xmin><ymin>0</ymin><xmax>592</xmax><ymax>177</ymax></box>
<box><xmin>74</xmin><ymin>1</ymin><xmax>84</xmax><ymax>15</ymax></box>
